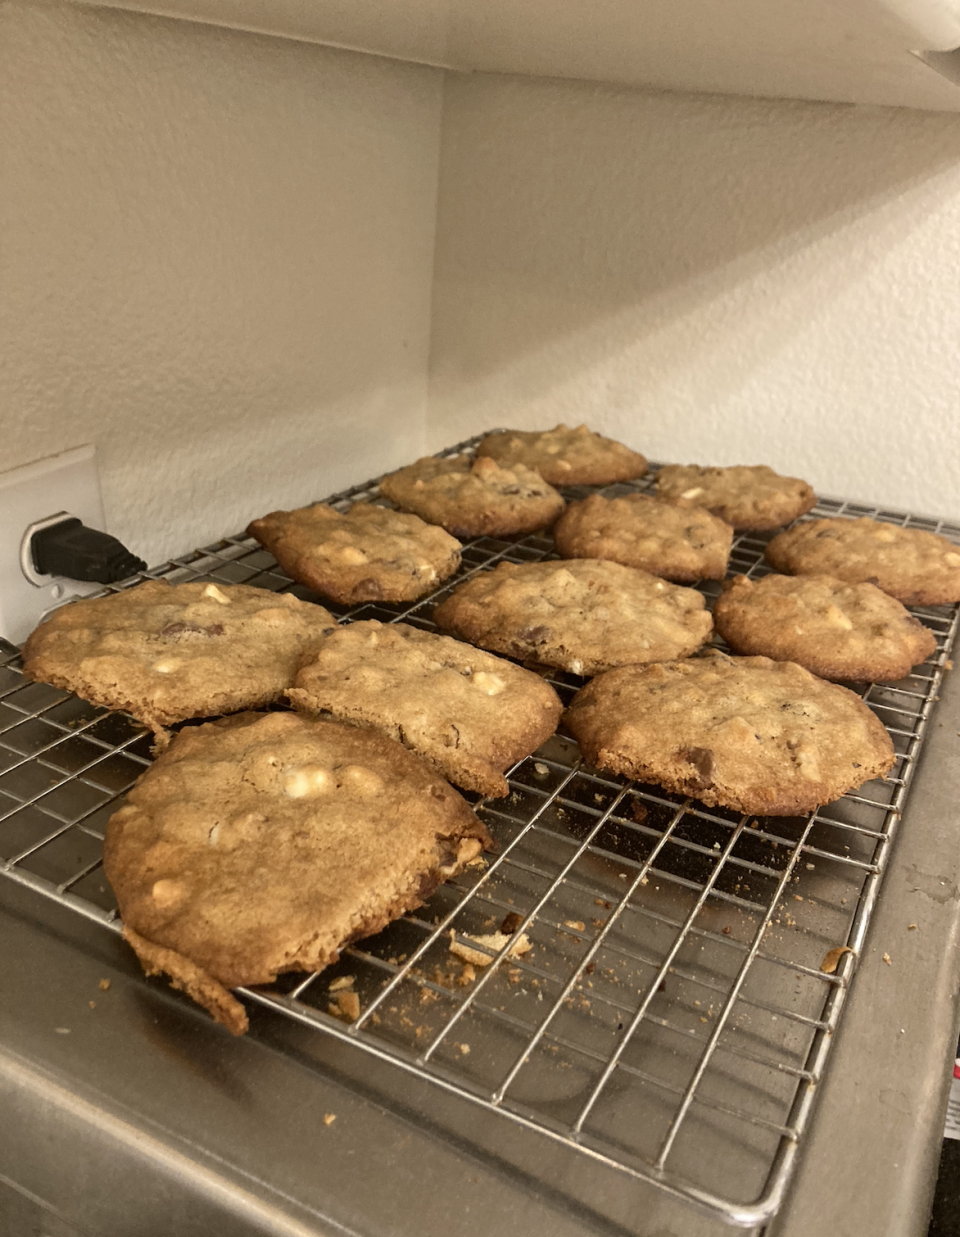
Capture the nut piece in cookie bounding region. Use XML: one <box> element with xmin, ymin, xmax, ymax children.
<box><xmin>476</xmin><ymin>424</ymin><xmax>648</xmax><ymax>486</ymax></box>
<box><xmin>21</xmin><ymin>580</ymin><xmax>336</xmax><ymax>742</ymax></box>
<box><xmin>655</xmin><ymin>464</ymin><xmax>816</xmax><ymax>532</ymax></box>
<box><xmin>379</xmin><ymin>454</ymin><xmax>565</xmax><ymax>540</ymax></box>
<box><xmin>565</xmin><ymin>653</ymin><xmax>895</xmax><ymax>816</ymax></box>
<box><xmin>765</xmin><ymin>517</ymin><xmax>960</xmax><ymax>606</ymax></box>
<box><xmin>289</xmin><ymin>621</ymin><xmax>562</xmax><ymax>797</ymax></box>
<box><xmin>554</xmin><ymin>493</ymin><xmax>732</xmax><ymax>583</ymax></box>
<box><xmin>714</xmin><ymin>574</ymin><xmax>937</xmax><ymax>682</ymax></box>
<box><xmin>247</xmin><ymin>502</ymin><xmax>461</xmax><ymax>605</ymax></box>
<box><xmin>432</xmin><ymin>559</ymin><xmax>712</xmax><ymax>677</ymax></box>
<box><xmin>103</xmin><ymin>711</ymin><xmax>491</xmax><ymax>1034</ymax></box>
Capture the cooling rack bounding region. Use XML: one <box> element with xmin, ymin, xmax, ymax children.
<box><xmin>1</xmin><ymin>434</ymin><xmax>958</xmax><ymax>1229</ymax></box>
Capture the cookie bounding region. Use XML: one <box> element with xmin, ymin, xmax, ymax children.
<box><xmin>432</xmin><ymin>559</ymin><xmax>712</xmax><ymax>676</ymax></box>
<box><xmin>765</xmin><ymin>517</ymin><xmax>960</xmax><ymax>606</ymax></box>
<box><xmin>476</xmin><ymin>424</ymin><xmax>648</xmax><ymax>486</ymax></box>
<box><xmin>714</xmin><ymin>574</ymin><xmax>937</xmax><ymax>682</ymax></box>
<box><xmin>103</xmin><ymin>711</ymin><xmax>491</xmax><ymax>1034</ymax></box>
<box><xmin>565</xmin><ymin>653</ymin><xmax>895</xmax><ymax>815</ymax></box>
<box><xmin>553</xmin><ymin>493</ymin><xmax>732</xmax><ymax>582</ymax></box>
<box><xmin>247</xmin><ymin>501</ymin><xmax>461</xmax><ymax>605</ymax></box>
<box><xmin>379</xmin><ymin>453</ymin><xmax>565</xmax><ymax>540</ymax></box>
<box><xmin>655</xmin><ymin>464</ymin><xmax>816</xmax><ymax>531</ymax></box>
<box><xmin>21</xmin><ymin>580</ymin><xmax>336</xmax><ymax>741</ymax></box>
<box><xmin>288</xmin><ymin>621</ymin><xmax>562</xmax><ymax>797</ymax></box>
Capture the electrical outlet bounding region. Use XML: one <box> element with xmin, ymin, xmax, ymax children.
<box><xmin>0</xmin><ymin>446</ymin><xmax>107</xmax><ymax>646</ymax></box>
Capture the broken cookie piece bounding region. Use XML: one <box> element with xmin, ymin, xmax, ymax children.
<box><xmin>288</xmin><ymin>620</ymin><xmax>562</xmax><ymax>798</ymax></box>
<box><xmin>103</xmin><ymin>712</ymin><xmax>490</xmax><ymax>1034</ymax></box>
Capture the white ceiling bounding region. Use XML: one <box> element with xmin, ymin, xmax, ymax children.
<box><xmin>73</xmin><ymin>0</ymin><xmax>960</xmax><ymax>110</ymax></box>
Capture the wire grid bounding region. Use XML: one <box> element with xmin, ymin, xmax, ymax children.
<box><xmin>0</xmin><ymin>435</ymin><xmax>958</xmax><ymax>1229</ymax></box>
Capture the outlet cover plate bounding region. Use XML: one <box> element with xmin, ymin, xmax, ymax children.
<box><xmin>0</xmin><ymin>445</ymin><xmax>107</xmax><ymax>646</ymax></box>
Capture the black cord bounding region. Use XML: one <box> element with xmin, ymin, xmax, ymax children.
<box><xmin>31</xmin><ymin>518</ymin><xmax>147</xmax><ymax>585</ymax></box>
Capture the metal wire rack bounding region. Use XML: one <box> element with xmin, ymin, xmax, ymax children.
<box><xmin>1</xmin><ymin>434</ymin><xmax>958</xmax><ymax>1229</ymax></box>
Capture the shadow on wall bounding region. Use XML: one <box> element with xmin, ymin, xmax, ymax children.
<box><xmin>428</xmin><ymin>74</ymin><xmax>960</xmax><ymax>512</ymax></box>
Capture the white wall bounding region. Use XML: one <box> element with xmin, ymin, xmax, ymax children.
<box><xmin>430</xmin><ymin>74</ymin><xmax>960</xmax><ymax>521</ymax></box>
<box><xmin>0</xmin><ymin>0</ymin><xmax>442</xmax><ymax>565</ymax></box>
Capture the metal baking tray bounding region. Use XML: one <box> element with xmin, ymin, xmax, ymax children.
<box><xmin>1</xmin><ymin>434</ymin><xmax>957</xmax><ymax>1228</ymax></box>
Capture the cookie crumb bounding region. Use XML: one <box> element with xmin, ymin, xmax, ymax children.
<box><xmin>336</xmin><ymin>991</ymin><xmax>361</xmax><ymax>1021</ymax></box>
<box><xmin>563</xmin><ymin>920</ymin><xmax>585</xmax><ymax>932</ymax></box>
<box><xmin>820</xmin><ymin>945</ymin><xmax>853</xmax><ymax>974</ymax></box>
<box><xmin>459</xmin><ymin>1043</ymin><xmax>471</xmax><ymax>1055</ymax></box>
<box><xmin>323</xmin><ymin>1113</ymin><xmax>337</xmax><ymax>1126</ymax></box>
<box><xmin>88</xmin><ymin>1001</ymin><xmax>96</xmax><ymax>1010</ymax></box>
<box><xmin>98</xmin><ymin>979</ymin><xmax>111</xmax><ymax>991</ymax></box>
<box><xmin>882</xmin><ymin>952</ymin><xmax>892</xmax><ymax>966</ymax></box>
<box><xmin>328</xmin><ymin>975</ymin><xmax>355</xmax><ymax>993</ymax></box>
<box><xmin>908</xmin><ymin>923</ymin><xmax>918</xmax><ymax>930</ymax></box>
<box><xmin>449</xmin><ymin>929</ymin><xmax>531</xmax><ymax>967</ymax></box>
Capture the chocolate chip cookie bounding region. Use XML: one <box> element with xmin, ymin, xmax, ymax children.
<box><xmin>247</xmin><ymin>502</ymin><xmax>461</xmax><ymax>604</ymax></box>
<box><xmin>714</xmin><ymin>574</ymin><xmax>937</xmax><ymax>681</ymax></box>
<box><xmin>288</xmin><ymin>621</ymin><xmax>562</xmax><ymax>797</ymax></box>
<box><xmin>103</xmin><ymin>711</ymin><xmax>491</xmax><ymax>1034</ymax></box>
<box><xmin>22</xmin><ymin>580</ymin><xmax>336</xmax><ymax>741</ymax></box>
<box><xmin>432</xmin><ymin>559</ymin><xmax>713</xmax><ymax>676</ymax></box>
<box><xmin>553</xmin><ymin>493</ymin><xmax>732</xmax><ymax>582</ymax></box>
<box><xmin>765</xmin><ymin>517</ymin><xmax>960</xmax><ymax>606</ymax></box>
<box><xmin>379</xmin><ymin>453</ymin><xmax>565</xmax><ymax>540</ymax></box>
<box><xmin>655</xmin><ymin>464</ymin><xmax>816</xmax><ymax>531</ymax></box>
<box><xmin>476</xmin><ymin>424</ymin><xmax>648</xmax><ymax>486</ymax></box>
<box><xmin>565</xmin><ymin>652</ymin><xmax>895</xmax><ymax>815</ymax></box>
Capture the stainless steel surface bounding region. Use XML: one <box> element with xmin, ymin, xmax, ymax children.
<box><xmin>1</xmin><ymin>438</ymin><xmax>958</xmax><ymax>1232</ymax></box>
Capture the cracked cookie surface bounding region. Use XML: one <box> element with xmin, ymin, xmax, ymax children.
<box><xmin>22</xmin><ymin>579</ymin><xmax>335</xmax><ymax>739</ymax></box>
<box><xmin>247</xmin><ymin>502</ymin><xmax>461</xmax><ymax>604</ymax></box>
<box><xmin>476</xmin><ymin>424</ymin><xmax>648</xmax><ymax>486</ymax></box>
<box><xmin>554</xmin><ymin>493</ymin><xmax>732</xmax><ymax>582</ymax></box>
<box><xmin>655</xmin><ymin>464</ymin><xmax>816</xmax><ymax>531</ymax></box>
<box><xmin>565</xmin><ymin>653</ymin><xmax>895</xmax><ymax>815</ymax></box>
<box><xmin>379</xmin><ymin>453</ymin><xmax>565</xmax><ymax>539</ymax></box>
<box><xmin>714</xmin><ymin>573</ymin><xmax>937</xmax><ymax>681</ymax></box>
<box><xmin>765</xmin><ymin>517</ymin><xmax>960</xmax><ymax>606</ymax></box>
<box><xmin>432</xmin><ymin>559</ymin><xmax>712</xmax><ymax>677</ymax></box>
<box><xmin>289</xmin><ymin>621</ymin><xmax>562</xmax><ymax>797</ymax></box>
<box><xmin>104</xmin><ymin>711</ymin><xmax>490</xmax><ymax>1034</ymax></box>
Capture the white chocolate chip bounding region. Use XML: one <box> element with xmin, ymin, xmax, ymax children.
<box><xmin>341</xmin><ymin>765</ymin><xmax>384</xmax><ymax>796</ymax></box>
<box><xmin>569</xmin><ymin>659</ymin><xmax>585</xmax><ymax>675</ymax></box>
<box><xmin>151</xmin><ymin>879</ymin><xmax>185</xmax><ymax>909</ymax></box>
<box><xmin>284</xmin><ymin>766</ymin><xmax>332</xmax><ymax>798</ymax></box>
<box><xmin>153</xmin><ymin>658</ymin><xmax>180</xmax><ymax>673</ymax></box>
<box><xmin>824</xmin><ymin>604</ymin><xmax>853</xmax><ymax>631</ymax></box>
<box><xmin>202</xmin><ymin>583</ymin><xmax>232</xmax><ymax>604</ymax></box>
<box><xmin>339</xmin><ymin>546</ymin><xmax>368</xmax><ymax>565</ymax></box>
<box><xmin>472</xmin><ymin>671</ymin><xmax>506</xmax><ymax>696</ymax></box>
<box><xmin>681</xmin><ymin>487</ymin><xmax>705</xmax><ymax>500</ymax></box>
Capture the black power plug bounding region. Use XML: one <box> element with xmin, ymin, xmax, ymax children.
<box><xmin>31</xmin><ymin>518</ymin><xmax>147</xmax><ymax>585</ymax></box>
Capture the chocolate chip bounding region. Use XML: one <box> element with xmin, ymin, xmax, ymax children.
<box><xmin>500</xmin><ymin>912</ymin><xmax>524</xmax><ymax>935</ymax></box>
<box><xmin>682</xmin><ymin>746</ymin><xmax>714</xmax><ymax>788</ymax></box>
<box><xmin>160</xmin><ymin>621</ymin><xmax>224</xmax><ymax>639</ymax></box>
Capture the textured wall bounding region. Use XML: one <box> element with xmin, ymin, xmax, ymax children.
<box><xmin>1</xmin><ymin>1</ymin><xmax>442</xmax><ymax>565</ymax></box>
<box><xmin>430</xmin><ymin>75</ymin><xmax>960</xmax><ymax>520</ymax></box>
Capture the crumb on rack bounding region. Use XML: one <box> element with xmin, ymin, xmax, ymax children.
<box><xmin>449</xmin><ymin>929</ymin><xmax>532</xmax><ymax>967</ymax></box>
<box><xmin>98</xmin><ymin>979</ymin><xmax>111</xmax><ymax>991</ymax></box>
<box><xmin>323</xmin><ymin>1113</ymin><xmax>337</xmax><ymax>1126</ymax></box>
<box><xmin>328</xmin><ymin>975</ymin><xmax>355</xmax><ymax>993</ymax></box>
